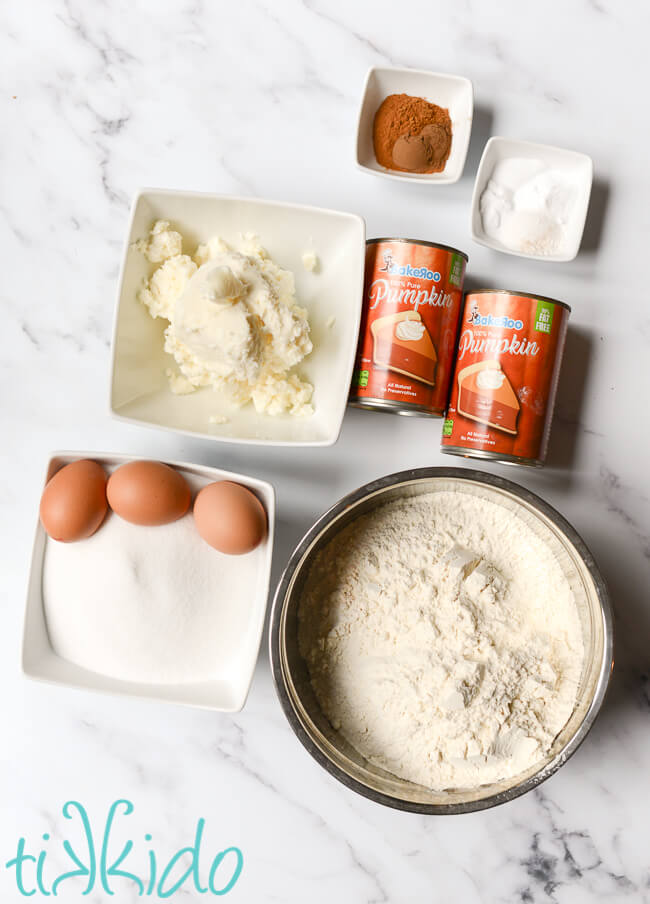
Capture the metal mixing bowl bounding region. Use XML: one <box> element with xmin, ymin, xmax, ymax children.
<box><xmin>269</xmin><ymin>467</ymin><xmax>613</xmax><ymax>814</ymax></box>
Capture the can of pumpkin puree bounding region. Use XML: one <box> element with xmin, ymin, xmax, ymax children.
<box><xmin>349</xmin><ymin>238</ymin><xmax>468</xmax><ymax>416</ymax></box>
<box><xmin>441</xmin><ymin>290</ymin><xmax>570</xmax><ymax>467</ymax></box>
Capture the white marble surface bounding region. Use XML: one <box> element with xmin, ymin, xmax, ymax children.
<box><xmin>2</xmin><ymin>1</ymin><xmax>650</xmax><ymax>900</ymax></box>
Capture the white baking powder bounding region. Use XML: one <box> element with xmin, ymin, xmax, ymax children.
<box><xmin>480</xmin><ymin>157</ymin><xmax>578</xmax><ymax>256</ymax></box>
<box><xmin>298</xmin><ymin>490</ymin><xmax>584</xmax><ymax>790</ymax></box>
<box><xmin>43</xmin><ymin>512</ymin><xmax>263</xmax><ymax>685</ymax></box>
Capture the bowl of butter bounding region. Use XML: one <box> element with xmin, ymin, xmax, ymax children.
<box><xmin>110</xmin><ymin>189</ymin><xmax>366</xmax><ymax>446</ymax></box>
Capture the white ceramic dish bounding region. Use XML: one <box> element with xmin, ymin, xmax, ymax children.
<box><xmin>470</xmin><ymin>137</ymin><xmax>594</xmax><ymax>262</ymax></box>
<box><xmin>110</xmin><ymin>189</ymin><xmax>366</xmax><ymax>446</ymax></box>
<box><xmin>355</xmin><ymin>66</ymin><xmax>473</xmax><ymax>184</ymax></box>
<box><xmin>22</xmin><ymin>452</ymin><xmax>275</xmax><ymax>711</ymax></box>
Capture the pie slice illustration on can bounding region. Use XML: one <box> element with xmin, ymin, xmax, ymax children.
<box><xmin>370</xmin><ymin>311</ymin><xmax>437</xmax><ymax>387</ymax></box>
<box><xmin>456</xmin><ymin>359</ymin><xmax>520</xmax><ymax>434</ymax></box>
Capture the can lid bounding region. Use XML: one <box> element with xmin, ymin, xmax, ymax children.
<box><xmin>367</xmin><ymin>237</ymin><xmax>469</xmax><ymax>262</ymax></box>
<box><xmin>467</xmin><ymin>289</ymin><xmax>571</xmax><ymax>313</ymax></box>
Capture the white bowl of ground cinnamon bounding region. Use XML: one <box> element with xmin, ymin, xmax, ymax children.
<box><xmin>356</xmin><ymin>67</ymin><xmax>473</xmax><ymax>184</ymax></box>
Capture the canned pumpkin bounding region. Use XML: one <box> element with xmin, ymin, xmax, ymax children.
<box><xmin>441</xmin><ymin>290</ymin><xmax>570</xmax><ymax>466</ymax></box>
<box><xmin>349</xmin><ymin>239</ymin><xmax>467</xmax><ymax>417</ymax></box>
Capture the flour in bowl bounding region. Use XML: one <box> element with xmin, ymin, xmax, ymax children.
<box><xmin>298</xmin><ymin>490</ymin><xmax>584</xmax><ymax>790</ymax></box>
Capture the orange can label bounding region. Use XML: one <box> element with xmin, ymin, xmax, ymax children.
<box><xmin>350</xmin><ymin>240</ymin><xmax>467</xmax><ymax>415</ymax></box>
<box><xmin>442</xmin><ymin>291</ymin><xmax>570</xmax><ymax>463</ymax></box>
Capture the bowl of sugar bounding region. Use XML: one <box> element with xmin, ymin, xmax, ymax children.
<box><xmin>471</xmin><ymin>137</ymin><xmax>593</xmax><ymax>262</ymax></box>
<box><xmin>23</xmin><ymin>452</ymin><xmax>275</xmax><ymax>711</ymax></box>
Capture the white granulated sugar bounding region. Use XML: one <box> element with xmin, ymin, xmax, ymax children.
<box><xmin>298</xmin><ymin>490</ymin><xmax>584</xmax><ymax>790</ymax></box>
<box><xmin>43</xmin><ymin>512</ymin><xmax>262</xmax><ymax>685</ymax></box>
<box><xmin>480</xmin><ymin>157</ymin><xmax>578</xmax><ymax>256</ymax></box>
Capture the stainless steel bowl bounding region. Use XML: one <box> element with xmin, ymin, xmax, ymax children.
<box><xmin>269</xmin><ymin>467</ymin><xmax>613</xmax><ymax>814</ymax></box>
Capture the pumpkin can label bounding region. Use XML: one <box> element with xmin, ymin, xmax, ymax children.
<box><xmin>441</xmin><ymin>291</ymin><xmax>570</xmax><ymax>464</ymax></box>
<box><xmin>350</xmin><ymin>239</ymin><xmax>467</xmax><ymax>416</ymax></box>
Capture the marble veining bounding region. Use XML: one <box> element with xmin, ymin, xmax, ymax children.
<box><xmin>2</xmin><ymin>0</ymin><xmax>650</xmax><ymax>901</ymax></box>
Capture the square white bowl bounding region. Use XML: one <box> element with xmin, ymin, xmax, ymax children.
<box><xmin>470</xmin><ymin>136</ymin><xmax>594</xmax><ymax>262</ymax></box>
<box><xmin>356</xmin><ymin>66</ymin><xmax>473</xmax><ymax>184</ymax></box>
<box><xmin>23</xmin><ymin>452</ymin><xmax>275</xmax><ymax>711</ymax></box>
<box><xmin>110</xmin><ymin>190</ymin><xmax>366</xmax><ymax>446</ymax></box>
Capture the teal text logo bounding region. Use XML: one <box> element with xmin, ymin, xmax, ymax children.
<box><xmin>5</xmin><ymin>800</ymin><xmax>243</xmax><ymax>898</ymax></box>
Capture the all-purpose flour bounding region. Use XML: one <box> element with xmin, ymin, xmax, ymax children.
<box><xmin>298</xmin><ymin>490</ymin><xmax>584</xmax><ymax>790</ymax></box>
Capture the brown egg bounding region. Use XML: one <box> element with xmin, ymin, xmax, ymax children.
<box><xmin>40</xmin><ymin>459</ymin><xmax>108</xmax><ymax>542</ymax></box>
<box><xmin>193</xmin><ymin>481</ymin><xmax>267</xmax><ymax>555</ymax></box>
<box><xmin>107</xmin><ymin>461</ymin><xmax>191</xmax><ymax>526</ymax></box>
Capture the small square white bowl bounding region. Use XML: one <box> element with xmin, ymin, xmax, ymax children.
<box><xmin>110</xmin><ymin>190</ymin><xmax>366</xmax><ymax>446</ymax></box>
<box><xmin>470</xmin><ymin>136</ymin><xmax>594</xmax><ymax>262</ymax></box>
<box><xmin>356</xmin><ymin>66</ymin><xmax>473</xmax><ymax>184</ymax></box>
<box><xmin>22</xmin><ymin>452</ymin><xmax>275</xmax><ymax>711</ymax></box>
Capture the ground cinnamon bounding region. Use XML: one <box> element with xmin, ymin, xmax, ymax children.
<box><xmin>373</xmin><ymin>94</ymin><xmax>452</xmax><ymax>174</ymax></box>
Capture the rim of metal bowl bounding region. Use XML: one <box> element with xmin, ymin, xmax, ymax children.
<box><xmin>269</xmin><ymin>466</ymin><xmax>614</xmax><ymax>815</ymax></box>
